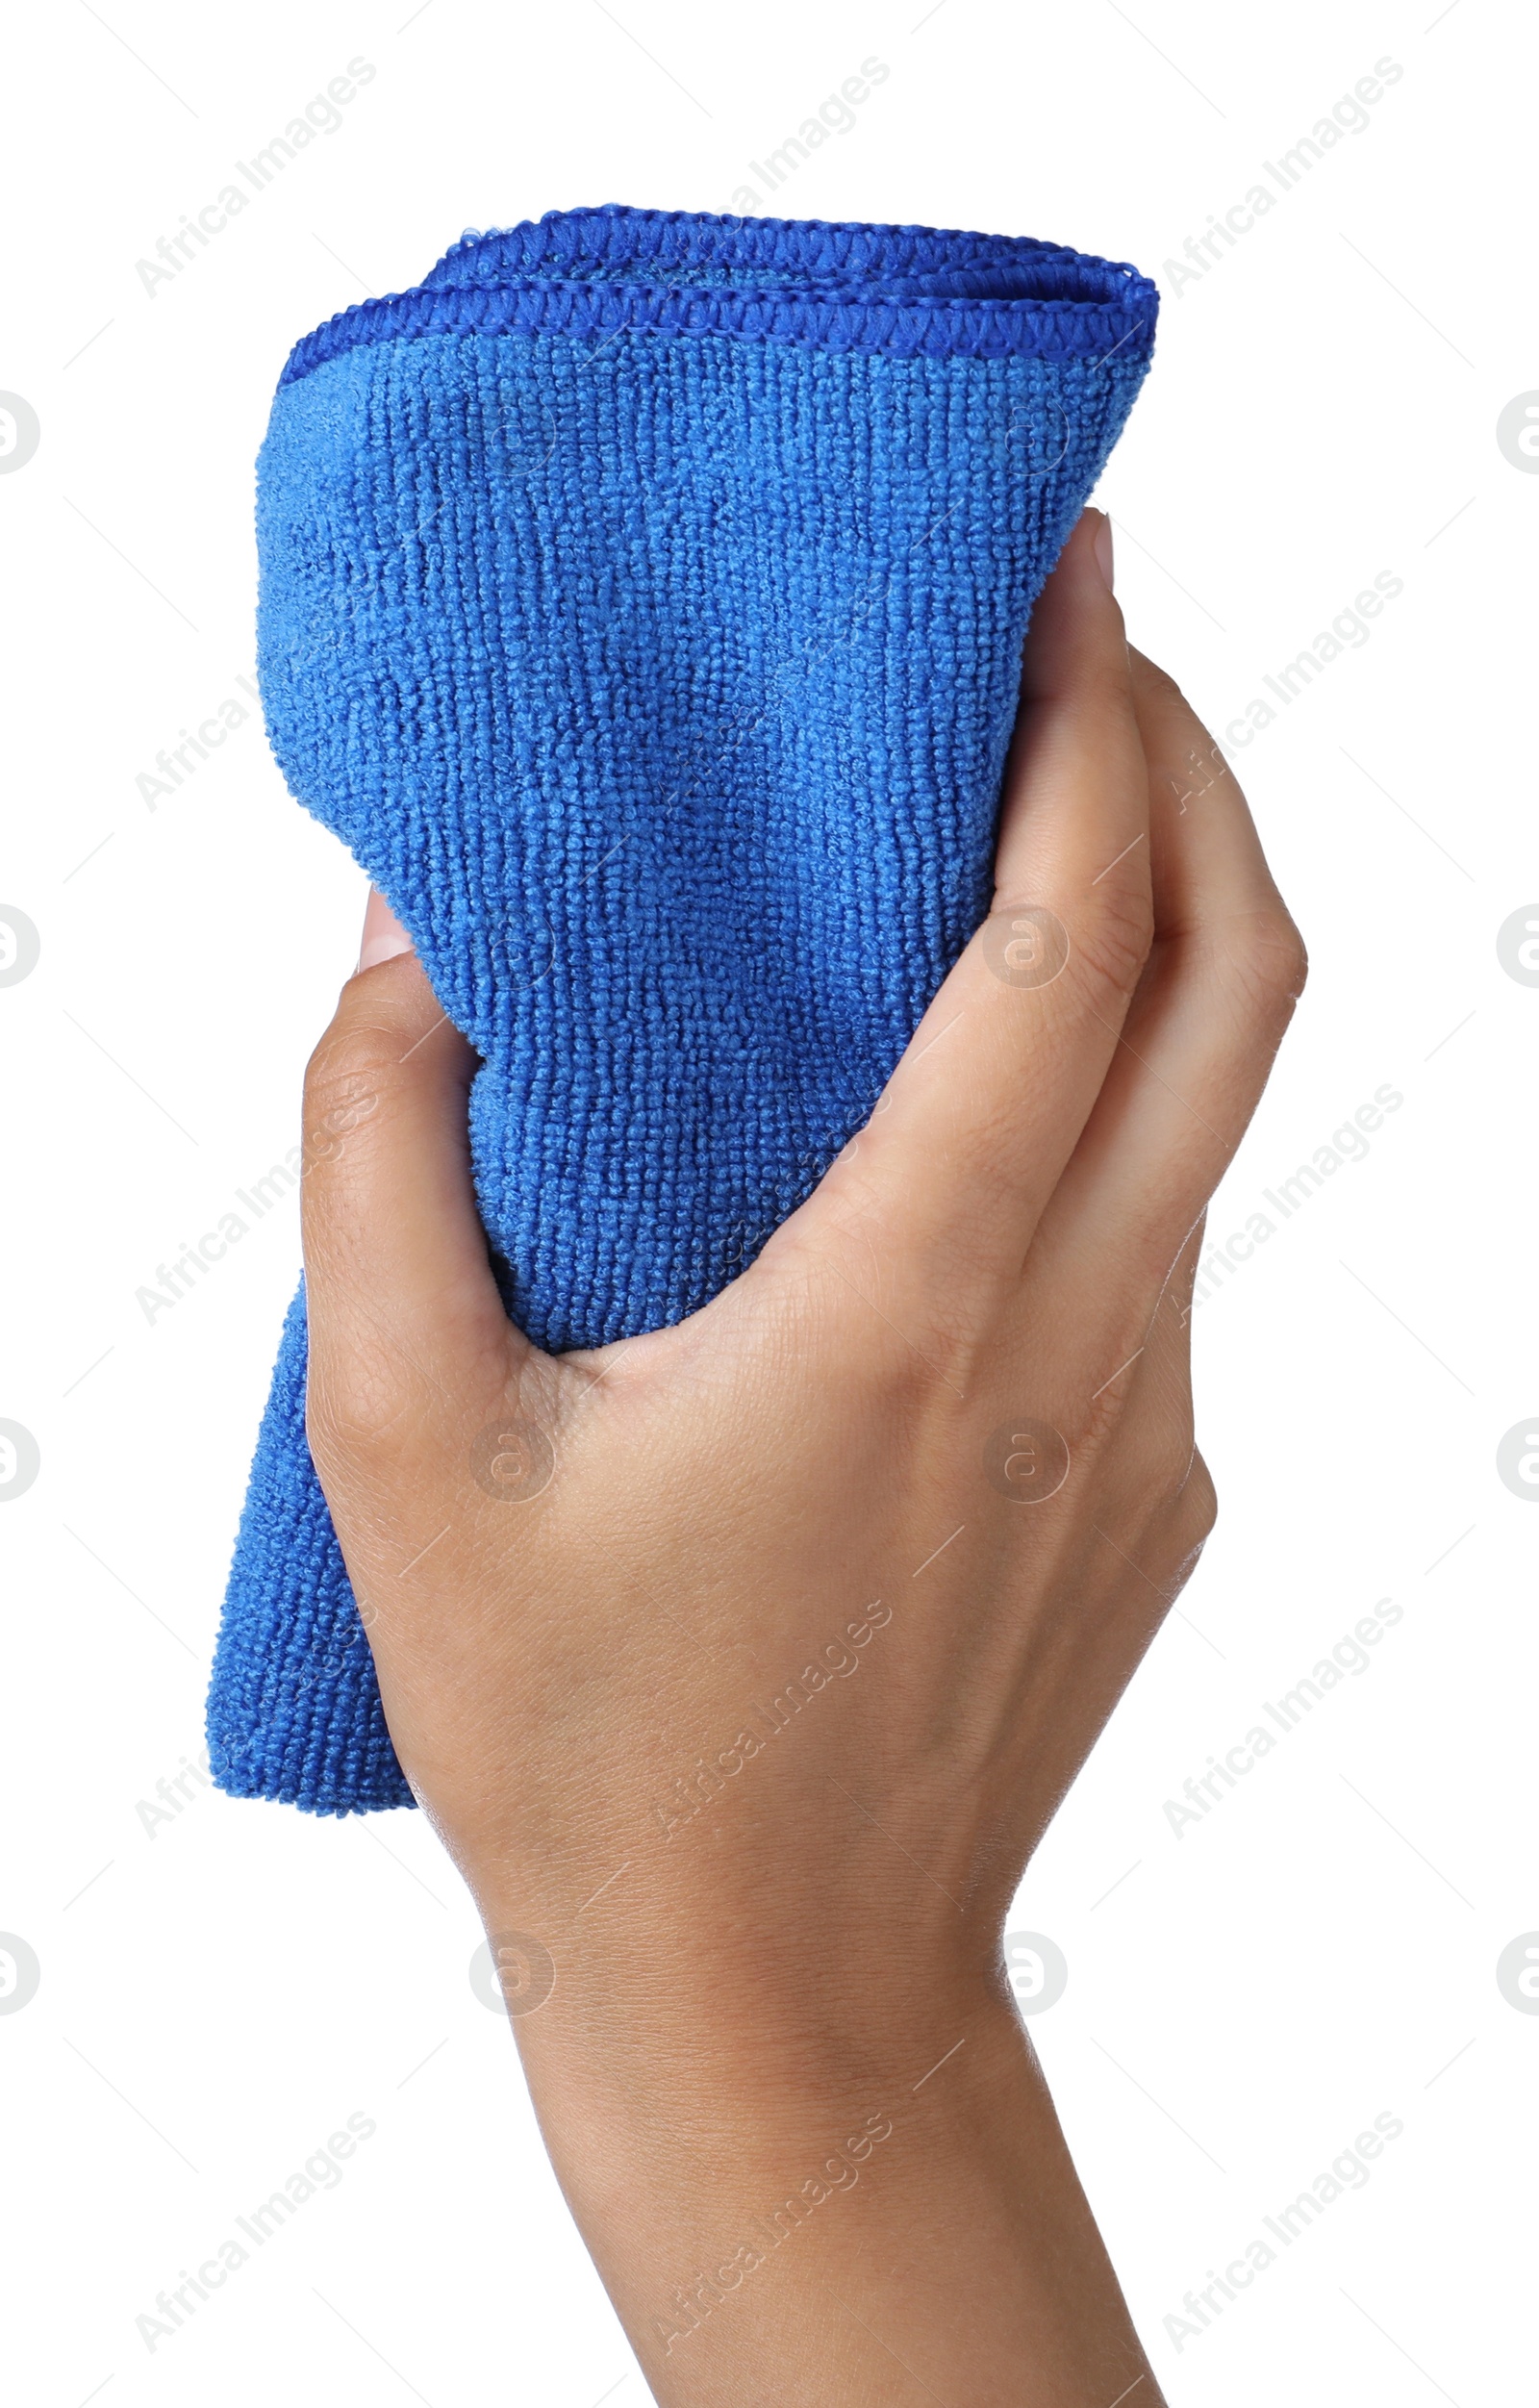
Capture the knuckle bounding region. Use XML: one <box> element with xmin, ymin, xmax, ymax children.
<box><xmin>1103</xmin><ymin>1396</ymin><xmax>1202</xmax><ymax>1520</ymax></box>
<box><xmin>1067</xmin><ymin>646</ymin><xmax>1135</xmax><ymax>716</ymax></box>
<box><xmin>1144</xmin><ymin>1425</ymin><xmax>1199</xmax><ymax>1512</ymax></box>
<box><xmin>1133</xmin><ymin>650</ymin><xmax>1187</xmax><ymax>708</ymax></box>
<box><xmin>1125</xmin><ymin>1438</ymin><xmax>1217</xmax><ymax>1594</ymax></box>
<box><xmin>1176</xmin><ymin>1447</ymin><xmax>1219</xmax><ymax>1542</ymax></box>
<box><xmin>1072</xmin><ymin>882</ymin><xmax>1155</xmax><ymax>1002</ymax></box>
<box><xmin>1224</xmin><ymin>904</ymin><xmax>1309</xmax><ymax>1030</ymax></box>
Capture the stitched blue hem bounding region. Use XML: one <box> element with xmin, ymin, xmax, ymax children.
<box><xmin>279</xmin><ymin>203</ymin><xmax>1157</xmax><ymax>386</ymax></box>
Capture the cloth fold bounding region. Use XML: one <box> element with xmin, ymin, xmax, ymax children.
<box><xmin>206</xmin><ymin>204</ymin><xmax>1157</xmax><ymax>1813</ymax></box>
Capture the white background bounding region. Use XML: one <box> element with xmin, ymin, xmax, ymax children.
<box><xmin>2</xmin><ymin>1</ymin><xmax>1534</xmax><ymax>2400</ymax></box>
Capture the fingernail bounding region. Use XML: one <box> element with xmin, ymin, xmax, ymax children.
<box><xmin>1091</xmin><ymin>509</ymin><xmax>1115</xmax><ymax>594</ymax></box>
<box><xmin>358</xmin><ymin>887</ymin><xmax>414</xmax><ymax>972</ymax></box>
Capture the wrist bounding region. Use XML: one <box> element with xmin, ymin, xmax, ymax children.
<box><xmin>503</xmin><ymin>1976</ymin><xmax>1158</xmax><ymax>2406</ymax></box>
<box><xmin>479</xmin><ymin>1874</ymin><xmax>1008</xmax><ymax>2156</ymax></box>
<box><xmin>513</xmin><ymin>1955</ymin><xmax>1013</xmax><ymax>2167</ymax></box>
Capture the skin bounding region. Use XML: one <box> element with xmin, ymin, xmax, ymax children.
<box><xmin>300</xmin><ymin>510</ymin><xmax>1305</xmax><ymax>2404</ymax></box>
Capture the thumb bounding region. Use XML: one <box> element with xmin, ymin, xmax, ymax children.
<box><xmin>301</xmin><ymin>889</ymin><xmax>521</xmax><ymax>1456</ymax></box>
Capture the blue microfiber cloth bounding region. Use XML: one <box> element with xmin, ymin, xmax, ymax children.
<box><xmin>207</xmin><ymin>205</ymin><xmax>1157</xmax><ymax>1813</ymax></box>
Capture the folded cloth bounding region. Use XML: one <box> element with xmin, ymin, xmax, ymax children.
<box><xmin>207</xmin><ymin>205</ymin><xmax>1158</xmax><ymax>1813</ymax></box>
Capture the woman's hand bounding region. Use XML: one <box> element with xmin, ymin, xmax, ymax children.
<box><xmin>300</xmin><ymin>509</ymin><xmax>1305</xmax><ymax>2406</ymax></box>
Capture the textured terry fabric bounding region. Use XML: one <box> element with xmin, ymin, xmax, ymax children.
<box><xmin>207</xmin><ymin>206</ymin><xmax>1158</xmax><ymax>1814</ymax></box>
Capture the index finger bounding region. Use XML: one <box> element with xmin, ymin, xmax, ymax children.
<box><xmin>782</xmin><ymin>511</ymin><xmax>1154</xmax><ymax>1314</ymax></box>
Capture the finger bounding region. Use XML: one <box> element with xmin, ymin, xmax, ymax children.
<box><xmin>1025</xmin><ymin>659</ymin><xmax>1306</xmax><ymax>1339</ymax></box>
<box><xmin>786</xmin><ymin>510</ymin><xmax>1153</xmax><ymax>1311</ymax></box>
<box><xmin>301</xmin><ymin>893</ymin><xmax>520</xmax><ymax>1466</ymax></box>
<box><xmin>1128</xmin><ymin>646</ymin><xmax>1286</xmax><ymax>936</ymax></box>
